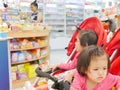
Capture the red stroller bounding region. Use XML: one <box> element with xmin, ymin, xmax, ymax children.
<box><xmin>67</xmin><ymin>16</ymin><xmax>107</xmax><ymax>56</ymax></box>
<box><xmin>103</xmin><ymin>28</ymin><xmax>120</xmax><ymax>75</ymax></box>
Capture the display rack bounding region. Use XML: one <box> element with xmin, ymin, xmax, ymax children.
<box><xmin>84</xmin><ymin>0</ymin><xmax>102</xmax><ymax>19</ymax></box>
<box><xmin>7</xmin><ymin>30</ymin><xmax>50</xmax><ymax>89</ymax></box>
<box><xmin>43</xmin><ymin>0</ymin><xmax>66</xmax><ymax>35</ymax></box>
<box><xmin>65</xmin><ymin>0</ymin><xmax>84</xmax><ymax>36</ymax></box>
<box><xmin>4</xmin><ymin>0</ymin><xmax>85</xmax><ymax>50</ymax></box>
<box><xmin>0</xmin><ymin>39</ymin><xmax>11</xmax><ymax>90</ymax></box>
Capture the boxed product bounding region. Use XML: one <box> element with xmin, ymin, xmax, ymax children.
<box><xmin>11</xmin><ymin>66</ymin><xmax>18</xmax><ymax>80</ymax></box>
<box><xmin>11</xmin><ymin>52</ymin><xmax>18</xmax><ymax>63</ymax></box>
<box><xmin>25</xmin><ymin>64</ymin><xmax>37</xmax><ymax>78</ymax></box>
<box><xmin>17</xmin><ymin>64</ymin><xmax>27</xmax><ymax>79</ymax></box>
<box><xmin>0</xmin><ymin>32</ymin><xmax>7</xmax><ymax>38</ymax></box>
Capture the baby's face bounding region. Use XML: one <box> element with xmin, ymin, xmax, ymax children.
<box><xmin>75</xmin><ymin>36</ymin><xmax>84</xmax><ymax>52</ymax></box>
<box><xmin>86</xmin><ymin>54</ymin><xmax>108</xmax><ymax>84</ymax></box>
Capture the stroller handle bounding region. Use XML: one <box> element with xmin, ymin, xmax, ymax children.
<box><xmin>35</xmin><ymin>67</ymin><xmax>58</xmax><ymax>83</ymax></box>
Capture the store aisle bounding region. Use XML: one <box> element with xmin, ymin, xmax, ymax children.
<box><xmin>49</xmin><ymin>49</ymin><xmax>69</xmax><ymax>66</ymax></box>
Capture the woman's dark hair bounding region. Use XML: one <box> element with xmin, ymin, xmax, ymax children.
<box><xmin>102</xmin><ymin>19</ymin><xmax>116</xmax><ymax>33</ymax></box>
<box><xmin>78</xmin><ymin>30</ymin><xmax>98</xmax><ymax>47</ymax></box>
<box><xmin>77</xmin><ymin>45</ymin><xmax>110</xmax><ymax>76</ymax></box>
<box><xmin>31</xmin><ymin>0</ymin><xmax>38</xmax><ymax>9</ymax></box>
<box><xmin>3</xmin><ymin>3</ymin><xmax>8</xmax><ymax>8</ymax></box>
<box><xmin>108</xmin><ymin>19</ymin><xmax>116</xmax><ymax>33</ymax></box>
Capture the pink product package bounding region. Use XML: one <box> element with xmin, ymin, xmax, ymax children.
<box><xmin>11</xmin><ymin>52</ymin><xmax>18</xmax><ymax>63</ymax></box>
<box><xmin>17</xmin><ymin>72</ymin><xmax>27</xmax><ymax>79</ymax></box>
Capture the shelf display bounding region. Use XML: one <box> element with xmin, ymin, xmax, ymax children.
<box><xmin>44</xmin><ymin>1</ymin><xmax>66</xmax><ymax>33</ymax></box>
<box><xmin>65</xmin><ymin>0</ymin><xmax>84</xmax><ymax>36</ymax></box>
<box><xmin>1</xmin><ymin>0</ymin><xmax>85</xmax><ymax>37</ymax></box>
<box><xmin>7</xmin><ymin>30</ymin><xmax>50</xmax><ymax>89</ymax></box>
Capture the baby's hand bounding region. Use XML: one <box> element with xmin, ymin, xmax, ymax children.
<box><xmin>52</xmin><ymin>64</ymin><xmax>60</xmax><ymax>72</ymax></box>
<box><xmin>64</xmin><ymin>72</ymin><xmax>74</xmax><ymax>84</ymax></box>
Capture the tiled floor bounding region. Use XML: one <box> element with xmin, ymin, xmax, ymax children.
<box><xmin>49</xmin><ymin>49</ymin><xmax>69</xmax><ymax>66</ymax></box>
<box><xmin>14</xmin><ymin>49</ymin><xmax>69</xmax><ymax>90</ymax></box>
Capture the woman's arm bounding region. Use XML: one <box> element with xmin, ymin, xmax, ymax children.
<box><xmin>37</xmin><ymin>12</ymin><xmax>42</xmax><ymax>22</ymax></box>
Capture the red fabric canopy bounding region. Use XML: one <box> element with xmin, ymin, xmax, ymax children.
<box><xmin>80</xmin><ymin>16</ymin><xmax>107</xmax><ymax>46</ymax></box>
<box><xmin>67</xmin><ymin>16</ymin><xmax>107</xmax><ymax>56</ymax></box>
<box><xmin>104</xmin><ymin>28</ymin><xmax>120</xmax><ymax>62</ymax></box>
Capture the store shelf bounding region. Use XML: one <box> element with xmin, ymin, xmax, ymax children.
<box><xmin>12</xmin><ymin>77</ymin><xmax>36</xmax><ymax>89</ymax></box>
<box><xmin>44</xmin><ymin>1</ymin><xmax>66</xmax><ymax>35</ymax></box>
<box><xmin>65</xmin><ymin>0</ymin><xmax>84</xmax><ymax>36</ymax></box>
<box><xmin>11</xmin><ymin>54</ymin><xmax>48</xmax><ymax>65</ymax></box>
<box><xmin>45</xmin><ymin>18</ymin><xmax>64</xmax><ymax>20</ymax></box>
<box><xmin>7</xmin><ymin>30</ymin><xmax>50</xmax><ymax>89</ymax></box>
<box><xmin>45</xmin><ymin>2</ymin><xmax>64</xmax><ymax>4</ymax></box>
<box><xmin>45</xmin><ymin>12</ymin><xmax>64</xmax><ymax>15</ymax></box>
<box><xmin>7</xmin><ymin>30</ymin><xmax>49</xmax><ymax>39</ymax></box>
<box><xmin>48</xmin><ymin>23</ymin><xmax>64</xmax><ymax>26</ymax></box>
<box><xmin>10</xmin><ymin>45</ymin><xmax>48</xmax><ymax>51</ymax></box>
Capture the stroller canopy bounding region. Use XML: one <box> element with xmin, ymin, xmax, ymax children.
<box><xmin>80</xmin><ymin>16</ymin><xmax>107</xmax><ymax>46</ymax></box>
<box><xmin>104</xmin><ymin>28</ymin><xmax>120</xmax><ymax>62</ymax></box>
<box><xmin>108</xmin><ymin>29</ymin><xmax>120</xmax><ymax>75</ymax></box>
<box><xmin>67</xmin><ymin>16</ymin><xmax>107</xmax><ymax>56</ymax></box>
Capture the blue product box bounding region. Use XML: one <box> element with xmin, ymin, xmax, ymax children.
<box><xmin>0</xmin><ymin>32</ymin><xmax>7</xmax><ymax>38</ymax></box>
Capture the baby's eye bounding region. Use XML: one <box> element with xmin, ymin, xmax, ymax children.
<box><xmin>93</xmin><ymin>69</ymin><xmax>98</xmax><ymax>71</ymax></box>
<box><xmin>103</xmin><ymin>67</ymin><xmax>107</xmax><ymax>70</ymax></box>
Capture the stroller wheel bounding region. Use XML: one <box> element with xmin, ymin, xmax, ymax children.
<box><xmin>52</xmin><ymin>81</ymin><xmax>70</xmax><ymax>90</ymax></box>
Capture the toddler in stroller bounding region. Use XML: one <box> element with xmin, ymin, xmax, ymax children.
<box><xmin>52</xmin><ymin>16</ymin><xmax>107</xmax><ymax>72</ymax></box>
<box><xmin>31</xmin><ymin>29</ymin><xmax>98</xmax><ymax>90</ymax></box>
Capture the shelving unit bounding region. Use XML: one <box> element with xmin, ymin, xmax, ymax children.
<box><xmin>7</xmin><ymin>30</ymin><xmax>50</xmax><ymax>89</ymax></box>
<box><xmin>11</xmin><ymin>55</ymin><xmax>48</xmax><ymax>65</ymax></box>
<box><xmin>10</xmin><ymin>44</ymin><xmax>48</xmax><ymax>51</ymax></box>
<box><xmin>44</xmin><ymin>1</ymin><xmax>66</xmax><ymax>34</ymax></box>
<box><xmin>4</xmin><ymin>0</ymin><xmax>85</xmax><ymax>50</ymax></box>
<box><xmin>84</xmin><ymin>0</ymin><xmax>102</xmax><ymax>19</ymax></box>
<box><xmin>65</xmin><ymin>0</ymin><xmax>85</xmax><ymax>36</ymax></box>
<box><xmin>4</xmin><ymin>0</ymin><xmax>85</xmax><ymax>36</ymax></box>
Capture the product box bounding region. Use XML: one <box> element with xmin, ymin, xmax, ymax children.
<box><xmin>0</xmin><ymin>32</ymin><xmax>7</xmax><ymax>38</ymax></box>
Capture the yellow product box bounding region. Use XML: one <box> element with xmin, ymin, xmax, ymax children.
<box><xmin>26</xmin><ymin>65</ymin><xmax>37</xmax><ymax>78</ymax></box>
<box><xmin>11</xmin><ymin>66</ymin><xmax>18</xmax><ymax>72</ymax></box>
<box><xmin>17</xmin><ymin>64</ymin><xmax>26</xmax><ymax>73</ymax></box>
<box><xmin>37</xmin><ymin>40</ymin><xmax>46</xmax><ymax>46</ymax></box>
<box><xmin>24</xmin><ymin>63</ymin><xmax>30</xmax><ymax>68</ymax></box>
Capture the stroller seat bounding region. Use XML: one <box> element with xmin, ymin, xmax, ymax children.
<box><xmin>53</xmin><ymin>17</ymin><xmax>107</xmax><ymax>75</ymax></box>
<box><xmin>103</xmin><ymin>28</ymin><xmax>120</xmax><ymax>75</ymax></box>
<box><xmin>67</xmin><ymin>16</ymin><xmax>107</xmax><ymax>56</ymax></box>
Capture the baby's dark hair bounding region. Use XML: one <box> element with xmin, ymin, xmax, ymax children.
<box><xmin>31</xmin><ymin>0</ymin><xmax>38</xmax><ymax>9</ymax></box>
<box><xmin>77</xmin><ymin>45</ymin><xmax>110</xmax><ymax>76</ymax></box>
<box><xmin>78</xmin><ymin>30</ymin><xmax>98</xmax><ymax>46</ymax></box>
